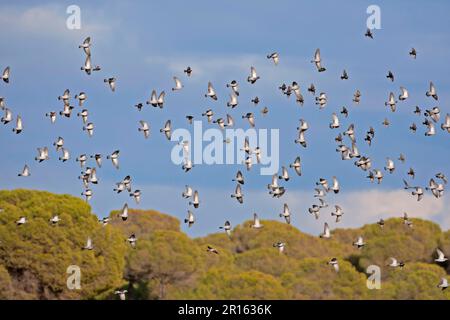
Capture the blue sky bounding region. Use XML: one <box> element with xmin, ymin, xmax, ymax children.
<box><xmin>0</xmin><ymin>0</ymin><xmax>449</xmax><ymax>237</ymax></box>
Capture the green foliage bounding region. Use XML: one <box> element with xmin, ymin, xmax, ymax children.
<box><xmin>0</xmin><ymin>189</ymin><xmax>126</xmax><ymax>299</ymax></box>
<box><xmin>0</xmin><ymin>189</ymin><xmax>449</xmax><ymax>300</ymax></box>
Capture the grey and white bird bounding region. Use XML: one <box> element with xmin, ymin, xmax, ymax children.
<box><xmin>49</xmin><ymin>215</ymin><xmax>60</xmax><ymax>225</ymax></box>
<box><xmin>385</xmin><ymin>92</ymin><xmax>397</xmax><ymax>112</ymax></box>
<box><xmin>387</xmin><ymin>257</ymin><xmax>405</xmax><ymax>268</ymax></box>
<box><xmin>424</xmin><ymin>119</ymin><xmax>436</xmax><ymax>136</ymax></box>
<box><xmin>247</xmin><ymin>66</ymin><xmax>260</xmax><ymax>83</ymax></box>
<box><xmin>82</xmin><ymin>237</ymin><xmax>93</xmax><ymax>250</ymax></box>
<box><xmin>219</xmin><ymin>220</ymin><xmax>232</xmax><ymax>237</ymax></box>
<box><xmin>59</xmin><ymin>104</ymin><xmax>74</xmax><ymax>118</ymax></box>
<box><xmin>267</xmin><ymin>52</ymin><xmax>279</xmax><ymax>65</ymax></box>
<box><xmin>45</xmin><ymin>112</ymin><xmax>57</xmax><ymax>124</ymax></box>
<box><xmin>76</xmin><ymin>154</ymin><xmax>87</xmax><ymax>168</ymax></box>
<box><xmin>403</xmin><ymin>212</ymin><xmax>413</xmax><ymax>228</ymax></box>
<box><xmin>232</xmin><ymin>171</ymin><xmax>244</xmax><ymax>185</ymax></box>
<box><xmin>250</xmin><ymin>213</ymin><xmax>263</xmax><ymax>229</ymax></box>
<box><xmin>114</xmin><ymin>290</ymin><xmax>128</xmax><ymax>300</ymax></box>
<box><xmin>315</xmin><ymin>92</ymin><xmax>327</xmax><ymax>108</ymax></box>
<box><xmin>205</xmin><ymin>82</ymin><xmax>218</xmax><ymax>100</ymax></box>
<box><xmin>59</xmin><ymin>148</ymin><xmax>70</xmax><ymax>162</ymax></box>
<box><xmin>441</xmin><ymin>114</ymin><xmax>450</xmax><ymax>132</ymax></box>
<box><xmin>78</xmin><ymin>36</ymin><xmax>91</xmax><ymax>55</ymax></box>
<box><xmin>424</xmin><ymin>107</ymin><xmax>441</xmax><ymax>123</ymax></box>
<box><xmin>81</xmin><ymin>55</ymin><xmax>101</xmax><ymax>75</ymax></box>
<box><xmin>77</xmin><ymin>109</ymin><xmax>89</xmax><ymax>124</ymax></box>
<box><xmin>81</xmin><ymin>189</ymin><xmax>93</xmax><ymax>202</ymax></box>
<box><xmin>2</xmin><ymin>66</ymin><xmax>10</xmax><ymax>83</ymax></box>
<box><xmin>279</xmin><ymin>203</ymin><xmax>291</xmax><ymax>224</ymax></box>
<box><xmin>329</xmin><ymin>113</ymin><xmax>340</xmax><ymax>129</ymax></box>
<box><xmin>172</xmin><ymin>76</ymin><xmax>183</xmax><ymax>91</ymax></box>
<box><xmin>435</xmin><ymin>248</ymin><xmax>448</xmax><ymax>263</ymax></box>
<box><xmin>399</xmin><ymin>87</ymin><xmax>409</xmax><ymax>101</ymax></box>
<box><xmin>311</xmin><ymin>49</ymin><xmax>326</xmax><ymax>72</ymax></box>
<box><xmin>189</xmin><ymin>190</ymin><xmax>200</xmax><ymax>208</ymax></box>
<box><xmin>160</xmin><ymin>120</ymin><xmax>171</xmax><ymax>140</ymax></box>
<box><xmin>437</xmin><ymin>278</ymin><xmax>448</xmax><ymax>291</ymax></box>
<box><xmin>384</xmin><ymin>158</ymin><xmax>395</xmax><ymax>173</ymax></box>
<box><xmin>226</xmin><ymin>80</ymin><xmax>240</xmax><ymax>96</ymax></box>
<box><xmin>206</xmin><ymin>245</ymin><xmax>219</xmax><ymax>254</ymax></box>
<box><xmin>74</xmin><ymin>92</ymin><xmax>87</xmax><ymax>106</ymax></box>
<box><xmin>53</xmin><ymin>136</ymin><xmax>64</xmax><ymax>151</ymax></box>
<box><xmin>35</xmin><ymin>147</ymin><xmax>49</xmax><ymax>163</ymax></box>
<box><xmin>353</xmin><ymin>90</ymin><xmax>361</xmax><ymax>104</ymax></box>
<box><xmin>16</xmin><ymin>216</ymin><xmax>27</xmax><ymax>226</ymax></box>
<box><xmin>426</xmin><ymin>81</ymin><xmax>438</xmax><ymax>100</ymax></box>
<box><xmin>184</xmin><ymin>210</ymin><xmax>195</xmax><ymax>227</ymax></box>
<box><xmin>202</xmin><ymin>109</ymin><xmax>214</xmax><ymax>123</ymax></box>
<box><xmin>90</xmin><ymin>154</ymin><xmax>102</xmax><ymax>168</ymax></box>
<box><xmin>107</xmin><ymin>150</ymin><xmax>120</xmax><ymax>169</ymax></box>
<box><xmin>289</xmin><ymin>157</ymin><xmax>301</xmax><ymax>176</ymax></box>
<box><xmin>83</xmin><ymin>122</ymin><xmax>94</xmax><ymax>137</ymax></box>
<box><xmin>278</xmin><ymin>166</ymin><xmax>289</xmax><ymax>182</ymax></box>
<box><xmin>331</xmin><ymin>205</ymin><xmax>344</xmax><ymax>223</ymax></box>
<box><xmin>138</xmin><ymin>120</ymin><xmax>150</xmax><ymax>139</ymax></box>
<box><xmin>129</xmin><ymin>190</ymin><xmax>141</xmax><ymax>204</ymax></box>
<box><xmin>12</xmin><ymin>116</ymin><xmax>23</xmax><ymax>134</ymax></box>
<box><xmin>316</xmin><ymin>178</ymin><xmax>330</xmax><ymax>192</ymax></box>
<box><xmin>231</xmin><ymin>184</ymin><xmax>244</xmax><ymax>204</ymax></box>
<box><xmin>119</xmin><ymin>203</ymin><xmax>128</xmax><ymax>221</ymax></box>
<box><xmin>319</xmin><ymin>223</ymin><xmax>331</xmax><ymax>239</ymax></box>
<box><xmin>1</xmin><ymin>108</ymin><xmax>12</xmax><ymax>124</ymax></box>
<box><xmin>227</xmin><ymin>91</ymin><xmax>238</xmax><ymax>108</ymax></box>
<box><xmin>353</xmin><ymin>236</ymin><xmax>365</xmax><ymax>249</ymax></box>
<box><xmin>273</xmin><ymin>242</ymin><xmax>286</xmax><ymax>254</ymax></box>
<box><xmin>58</xmin><ymin>89</ymin><xmax>70</xmax><ymax>104</ymax></box>
<box><xmin>328</xmin><ymin>258</ymin><xmax>339</xmax><ymax>272</ymax></box>
<box><xmin>18</xmin><ymin>164</ymin><xmax>30</xmax><ymax>177</ymax></box>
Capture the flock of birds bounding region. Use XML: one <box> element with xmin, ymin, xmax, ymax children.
<box><xmin>1</xmin><ymin>27</ymin><xmax>449</xmax><ymax>299</ymax></box>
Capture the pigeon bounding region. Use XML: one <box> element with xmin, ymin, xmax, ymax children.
<box><xmin>307</xmin><ymin>84</ymin><xmax>316</xmax><ymax>95</ymax></box>
<box><xmin>403</xmin><ymin>212</ymin><xmax>413</xmax><ymax>228</ymax></box>
<box><xmin>385</xmin><ymin>92</ymin><xmax>397</xmax><ymax>112</ymax></box>
<box><xmin>12</xmin><ymin>116</ymin><xmax>23</xmax><ymax>134</ymax></box>
<box><xmin>189</xmin><ymin>190</ymin><xmax>200</xmax><ymax>208</ymax></box>
<box><xmin>104</xmin><ymin>78</ymin><xmax>116</xmax><ymax>92</ymax></box>
<box><xmin>331</xmin><ymin>205</ymin><xmax>344</xmax><ymax>222</ymax></box>
<box><xmin>127</xmin><ymin>233</ymin><xmax>137</xmax><ymax>249</ymax></box>
<box><xmin>160</xmin><ymin>120</ymin><xmax>171</xmax><ymax>140</ymax></box>
<box><xmin>250</xmin><ymin>213</ymin><xmax>263</xmax><ymax>229</ymax></box>
<box><xmin>83</xmin><ymin>122</ymin><xmax>94</xmax><ymax>137</ymax></box>
<box><xmin>90</xmin><ymin>154</ymin><xmax>102</xmax><ymax>168</ymax></box>
<box><xmin>35</xmin><ymin>147</ymin><xmax>49</xmax><ymax>163</ymax></box>
<box><xmin>273</xmin><ymin>242</ymin><xmax>286</xmax><ymax>254</ymax></box>
<box><xmin>386</xmin><ymin>70</ymin><xmax>394</xmax><ymax>82</ymax></box>
<box><xmin>231</xmin><ymin>184</ymin><xmax>244</xmax><ymax>204</ymax></box>
<box><xmin>329</xmin><ymin>113</ymin><xmax>340</xmax><ymax>129</ymax></box>
<box><xmin>251</xmin><ymin>96</ymin><xmax>259</xmax><ymax>105</ymax></box>
<box><xmin>424</xmin><ymin>119</ymin><xmax>436</xmax><ymax>136</ymax></box>
<box><xmin>365</xmin><ymin>28</ymin><xmax>374</xmax><ymax>39</ymax></box>
<box><xmin>387</xmin><ymin>258</ymin><xmax>405</xmax><ymax>268</ymax></box>
<box><xmin>2</xmin><ymin>66</ymin><xmax>10</xmax><ymax>83</ymax></box>
<box><xmin>247</xmin><ymin>66</ymin><xmax>260</xmax><ymax>83</ymax></box>
<box><xmin>340</xmin><ymin>69</ymin><xmax>349</xmax><ymax>80</ymax></box>
<box><xmin>138</xmin><ymin>120</ymin><xmax>150</xmax><ymax>139</ymax></box>
<box><xmin>49</xmin><ymin>215</ymin><xmax>61</xmax><ymax>225</ymax></box>
<box><xmin>115</xmin><ymin>290</ymin><xmax>128</xmax><ymax>300</ymax></box>
<box><xmin>319</xmin><ymin>223</ymin><xmax>331</xmax><ymax>238</ymax></box>
<box><xmin>226</xmin><ymin>80</ymin><xmax>240</xmax><ymax>96</ymax></box>
<box><xmin>107</xmin><ymin>150</ymin><xmax>120</xmax><ymax>169</ymax></box>
<box><xmin>435</xmin><ymin>248</ymin><xmax>448</xmax><ymax>263</ymax></box>
<box><xmin>437</xmin><ymin>278</ymin><xmax>449</xmax><ymax>291</ymax></box>
<box><xmin>353</xmin><ymin>236</ymin><xmax>365</xmax><ymax>249</ymax></box>
<box><xmin>205</xmin><ymin>82</ymin><xmax>218</xmax><ymax>100</ymax></box>
<box><xmin>279</xmin><ymin>203</ymin><xmax>291</xmax><ymax>224</ymax></box>
<box><xmin>74</xmin><ymin>92</ymin><xmax>87</xmax><ymax>106</ymax></box>
<box><xmin>18</xmin><ymin>165</ymin><xmax>30</xmax><ymax>177</ymax></box>
<box><xmin>82</xmin><ymin>237</ymin><xmax>93</xmax><ymax>250</ymax></box>
<box><xmin>441</xmin><ymin>114</ymin><xmax>450</xmax><ymax>132</ymax></box>
<box><xmin>340</xmin><ymin>106</ymin><xmax>349</xmax><ymax>118</ymax></box>
<box><xmin>353</xmin><ymin>90</ymin><xmax>361</xmax><ymax>104</ymax></box>
<box><xmin>289</xmin><ymin>157</ymin><xmax>301</xmax><ymax>176</ymax></box>
<box><xmin>377</xmin><ymin>219</ymin><xmax>385</xmax><ymax>229</ymax></box>
<box><xmin>77</xmin><ymin>109</ymin><xmax>89</xmax><ymax>124</ymax></box>
<box><xmin>59</xmin><ymin>148</ymin><xmax>70</xmax><ymax>162</ymax></box>
<box><xmin>81</xmin><ymin>189</ymin><xmax>93</xmax><ymax>202</ymax></box>
<box><xmin>1</xmin><ymin>108</ymin><xmax>12</xmax><ymax>124</ymax></box>
<box><xmin>45</xmin><ymin>112</ymin><xmax>57</xmax><ymax>124</ymax></box>
<box><xmin>81</xmin><ymin>55</ymin><xmax>101</xmax><ymax>75</ymax></box>
<box><xmin>207</xmin><ymin>246</ymin><xmax>219</xmax><ymax>254</ymax></box>
<box><xmin>184</xmin><ymin>210</ymin><xmax>195</xmax><ymax>227</ymax></box>
<box><xmin>232</xmin><ymin>171</ymin><xmax>244</xmax><ymax>185</ymax></box>
<box><xmin>183</xmin><ymin>66</ymin><xmax>192</xmax><ymax>76</ymax></box>
<box><xmin>311</xmin><ymin>49</ymin><xmax>326</xmax><ymax>72</ymax></box>
<box><xmin>399</xmin><ymin>87</ymin><xmax>409</xmax><ymax>101</ymax></box>
<box><xmin>267</xmin><ymin>52</ymin><xmax>279</xmax><ymax>65</ymax></box>
<box><xmin>129</xmin><ymin>190</ymin><xmax>141</xmax><ymax>204</ymax></box>
<box><xmin>78</xmin><ymin>36</ymin><xmax>91</xmax><ymax>55</ymax></box>
<box><xmin>227</xmin><ymin>92</ymin><xmax>238</xmax><ymax>108</ymax></box>
<box><xmin>219</xmin><ymin>220</ymin><xmax>232</xmax><ymax>237</ymax></box>
<box><xmin>16</xmin><ymin>217</ymin><xmax>27</xmax><ymax>226</ymax></box>
<box><xmin>119</xmin><ymin>204</ymin><xmax>128</xmax><ymax>221</ymax></box>
<box><xmin>409</xmin><ymin>48</ymin><xmax>417</xmax><ymax>59</ymax></box>
<box><xmin>426</xmin><ymin>81</ymin><xmax>438</xmax><ymax>100</ymax></box>
<box><xmin>328</xmin><ymin>258</ymin><xmax>339</xmax><ymax>272</ymax></box>
<box><xmin>172</xmin><ymin>76</ymin><xmax>183</xmax><ymax>91</ymax></box>
<box><xmin>384</xmin><ymin>158</ymin><xmax>395</xmax><ymax>173</ymax></box>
